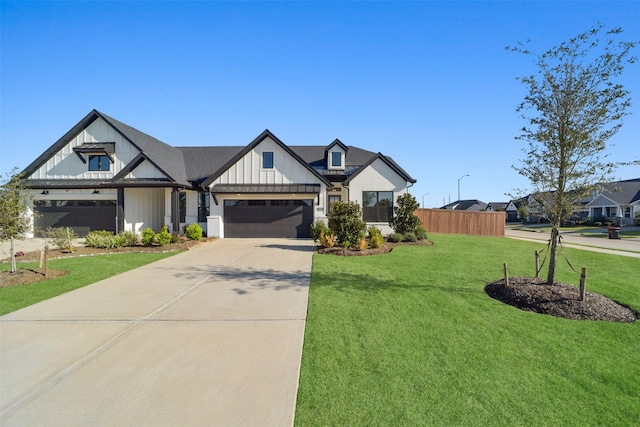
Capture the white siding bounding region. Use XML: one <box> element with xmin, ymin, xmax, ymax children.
<box><xmin>28</xmin><ymin>118</ymin><xmax>140</xmax><ymax>180</ymax></box>
<box><xmin>126</xmin><ymin>160</ymin><xmax>167</xmax><ymax>179</ymax></box>
<box><xmin>588</xmin><ymin>195</ymin><xmax>617</xmax><ymax>207</ymax></box>
<box><xmin>348</xmin><ymin>158</ymin><xmax>409</xmax><ymax>234</ymax></box>
<box><xmin>124</xmin><ymin>188</ymin><xmax>164</xmax><ymax>233</ymax></box>
<box><xmin>211</xmin><ymin>137</ymin><xmax>322</xmax><ymax>186</ymax></box>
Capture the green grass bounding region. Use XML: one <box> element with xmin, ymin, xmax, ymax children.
<box><xmin>0</xmin><ymin>252</ymin><xmax>180</xmax><ymax>315</ymax></box>
<box><xmin>295</xmin><ymin>234</ymin><xmax>640</xmax><ymax>426</ymax></box>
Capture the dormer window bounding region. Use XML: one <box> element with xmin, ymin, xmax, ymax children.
<box><xmin>325</xmin><ymin>139</ymin><xmax>348</xmax><ymax>171</ymax></box>
<box><xmin>262</xmin><ymin>151</ymin><xmax>274</xmax><ymax>169</ymax></box>
<box><xmin>88</xmin><ymin>155</ymin><xmax>110</xmax><ymax>171</ymax></box>
<box><xmin>331</xmin><ymin>152</ymin><xmax>342</xmax><ymax>168</ymax></box>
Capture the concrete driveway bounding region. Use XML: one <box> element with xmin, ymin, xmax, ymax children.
<box><xmin>0</xmin><ymin>239</ymin><xmax>314</xmax><ymax>426</ymax></box>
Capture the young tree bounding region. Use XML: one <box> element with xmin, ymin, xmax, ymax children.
<box><xmin>508</xmin><ymin>25</ymin><xmax>637</xmax><ymax>285</ymax></box>
<box><xmin>0</xmin><ymin>169</ymin><xmax>33</xmax><ymax>273</ymax></box>
<box><xmin>390</xmin><ymin>193</ymin><xmax>421</xmax><ymax>234</ymax></box>
<box><xmin>327</xmin><ymin>201</ymin><xmax>366</xmax><ymax>248</ymax></box>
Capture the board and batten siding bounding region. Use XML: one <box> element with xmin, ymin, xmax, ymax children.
<box><xmin>124</xmin><ymin>188</ymin><xmax>164</xmax><ymax>233</ymax></box>
<box><xmin>126</xmin><ymin>160</ymin><xmax>167</xmax><ymax>179</ymax></box>
<box><xmin>28</xmin><ymin>117</ymin><xmax>140</xmax><ymax>180</ymax></box>
<box><xmin>212</xmin><ymin>137</ymin><xmax>323</xmax><ymax>186</ymax></box>
<box><xmin>588</xmin><ymin>195</ymin><xmax>618</xmax><ymax>207</ymax></box>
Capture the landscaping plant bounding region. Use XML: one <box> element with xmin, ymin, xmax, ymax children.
<box><xmin>390</xmin><ymin>193</ymin><xmax>421</xmax><ymax>234</ymax></box>
<box><xmin>184</xmin><ymin>223</ymin><xmax>203</xmax><ymax>240</ymax></box>
<box><xmin>327</xmin><ymin>201</ymin><xmax>366</xmax><ymax>248</ymax></box>
<box><xmin>46</xmin><ymin>226</ymin><xmax>78</xmax><ymax>252</ymax></box>
<box><xmin>156</xmin><ymin>226</ymin><xmax>173</xmax><ymax>246</ymax></box>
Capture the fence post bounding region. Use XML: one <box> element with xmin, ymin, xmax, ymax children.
<box><xmin>503</xmin><ymin>263</ymin><xmax>509</xmax><ymax>287</ymax></box>
<box><xmin>579</xmin><ymin>266</ymin><xmax>587</xmax><ymax>302</ymax></box>
<box><xmin>44</xmin><ymin>245</ymin><xmax>50</xmax><ymax>279</ymax></box>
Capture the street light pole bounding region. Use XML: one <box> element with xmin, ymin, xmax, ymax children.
<box><xmin>457</xmin><ymin>174</ymin><xmax>469</xmax><ymax>202</ymax></box>
<box><xmin>422</xmin><ymin>193</ymin><xmax>429</xmax><ymax>208</ymax></box>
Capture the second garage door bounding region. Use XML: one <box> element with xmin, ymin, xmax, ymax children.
<box><xmin>224</xmin><ymin>199</ymin><xmax>313</xmax><ymax>238</ymax></box>
<box><xmin>34</xmin><ymin>200</ymin><xmax>117</xmax><ymax>237</ymax></box>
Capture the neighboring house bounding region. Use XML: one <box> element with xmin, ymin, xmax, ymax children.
<box><xmin>505</xmin><ymin>196</ymin><xmax>543</xmax><ymax>223</ymax></box>
<box><xmin>486</xmin><ymin>202</ymin><xmax>508</xmax><ymax>212</ymax></box>
<box><xmin>440</xmin><ymin>199</ymin><xmax>487</xmax><ymax>211</ymax></box>
<box><xmin>586</xmin><ymin>178</ymin><xmax>640</xmax><ymax>226</ymax></box>
<box><xmin>20</xmin><ymin>110</ymin><xmax>416</xmax><ymax>238</ymax></box>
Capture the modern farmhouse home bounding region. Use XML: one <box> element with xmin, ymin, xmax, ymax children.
<box><xmin>20</xmin><ymin>110</ymin><xmax>416</xmax><ymax>238</ymax></box>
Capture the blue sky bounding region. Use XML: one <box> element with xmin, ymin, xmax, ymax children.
<box><xmin>1</xmin><ymin>1</ymin><xmax>639</xmax><ymax>208</ymax></box>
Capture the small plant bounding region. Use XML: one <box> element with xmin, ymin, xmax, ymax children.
<box><xmin>594</xmin><ymin>221</ymin><xmax>603</xmax><ymax>227</ymax></box>
<box><xmin>403</xmin><ymin>232</ymin><xmax>418</xmax><ymax>242</ymax></box>
<box><xmin>387</xmin><ymin>233</ymin><xmax>403</xmax><ymax>243</ymax></box>
<box><xmin>368</xmin><ymin>226</ymin><xmax>384</xmax><ymax>249</ymax></box>
<box><xmin>141</xmin><ymin>228</ymin><xmax>156</xmax><ymax>246</ymax></box>
<box><xmin>46</xmin><ymin>226</ymin><xmax>77</xmax><ymax>252</ymax></box>
<box><xmin>318</xmin><ymin>230</ymin><xmax>335</xmax><ymax>248</ymax></box>
<box><xmin>341</xmin><ymin>240</ymin><xmax>350</xmax><ymax>249</ymax></box>
<box><xmin>184</xmin><ymin>223</ymin><xmax>203</xmax><ymax>240</ymax></box>
<box><xmin>310</xmin><ymin>220</ymin><xmax>329</xmax><ymax>242</ymax></box>
<box><xmin>84</xmin><ymin>230</ymin><xmax>120</xmax><ymax>249</ymax></box>
<box><xmin>357</xmin><ymin>238</ymin><xmax>367</xmax><ymax>251</ymax></box>
<box><xmin>156</xmin><ymin>226</ymin><xmax>172</xmax><ymax>246</ymax></box>
<box><xmin>119</xmin><ymin>230</ymin><xmax>139</xmax><ymax>247</ymax></box>
<box><xmin>415</xmin><ymin>225</ymin><xmax>428</xmax><ymax>241</ymax></box>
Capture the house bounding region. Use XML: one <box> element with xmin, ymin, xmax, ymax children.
<box><xmin>486</xmin><ymin>202</ymin><xmax>508</xmax><ymax>212</ymax></box>
<box><xmin>20</xmin><ymin>110</ymin><xmax>416</xmax><ymax>238</ymax></box>
<box><xmin>440</xmin><ymin>199</ymin><xmax>487</xmax><ymax>211</ymax></box>
<box><xmin>586</xmin><ymin>178</ymin><xmax>640</xmax><ymax>226</ymax></box>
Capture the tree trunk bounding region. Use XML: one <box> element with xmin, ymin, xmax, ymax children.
<box><xmin>546</xmin><ymin>225</ymin><xmax>559</xmax><ymax>285</ymax></box>
<box><xmin>10</xmin><ymin>236</ymin><xmax>17</xmax><ymax>273</ymax></box>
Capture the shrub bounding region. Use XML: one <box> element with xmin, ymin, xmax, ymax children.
<box><xmin>403</xmin><ymin>232</ymin><xmax>418</xmax><ymax>242</ymax></box>
<box><xmin>184</xmin><ymin>223</ymin><xmax>203</xmax><ymax>240</ymax></box>
<box><xmin>310</xmin><ymin>220</ymin><xmax>329</xmax><ymax>242</ymax></box>
<box><xmin>368</xmin><ymin>226</ymin><xmax>384</xmax><ymax>249</ymax></box>
<box><xmin>118</xmin><ymin>230</ymin><xmax>139</xmax><ymax>247</ymax></box>
<box><xmin>318</xmin><ymin>230</ymin><xmax>335</xmax><ymax>248</ymax></box>
<box><xmin>327</xmin><ymin>201</ymin><xmax>366</xmax><ymax>247</ymax></box>
<box><xmin>387</xmin><ymin>232</ymin><xmax>403</xmax><ymax>243</ymax></box>
<box><xmin>46</xmin><ymin>227</ymin><xmax>77</xmax><ymax>252</ymax></box>
<box><xmin>415</xmin><ymin>225</ymin><xmax>428</xmax><ymax>241</ymax></box>
<box><xmin>85</xmin><ymin>230</ymin><xmax>115</xmax><ymax>248</ymax></box>
<box><xmin>390</xmin><ymin>193</ymin><xmax>421</xmax><ymax>234</ymax></box>
<box><xmin>594</xmin><ymin>221</ymin><xmax>603</xmax><ymax>227</ymax></box>
<box><xmin>156</xmin><ymin>226</ymin><xmax>172</xmax><ymax>246</ymax></box>
<box><xmin>357</xmin><ymin>238</ymin><xmax>367</xmax><ymax>251</ymax></box>
<box><xmin>141</xmin><ymin>228</ymin><xmax>156</xmax><ymax>246</ymax></box>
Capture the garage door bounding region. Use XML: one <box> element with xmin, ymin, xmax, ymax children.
<box><xmin>34</xmin><ymin>200</ymin><xmax>117</xmax><ymax>237</ymax></box>
<box><xmin>224</xmin><ymin>199</ymin><xmax>313</xmax><ymax>238</ymax></box>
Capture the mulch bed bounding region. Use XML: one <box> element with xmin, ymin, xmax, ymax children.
<box><xmin>0</xmin><ymin>238</ymin><xmax>215</xmax><ymax>289</ymax></box>
<box><xmin>316</xmin><ymin>239</ymin><xmax>433</xmax><ymax>256</ymax></box>
<box><xmin>485</xmin><ymin>277</ymin><xmax>638</xmax><ymax>323</ymax></box>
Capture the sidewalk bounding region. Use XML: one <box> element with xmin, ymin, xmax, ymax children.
<box><xmin>505</xmin><ymin>227</ymin><xmax>640</xmax><ymax>258</ymax></box>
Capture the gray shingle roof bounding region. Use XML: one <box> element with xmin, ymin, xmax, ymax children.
<box><xmin>24</xmin><ymin>111</ymin><xmax>416</xmax><ymax>190</ymax></box>
<box><xmin>598</xmin><ymin>179</ymin><xmax>640</xmax><ymax>204</ymax></box>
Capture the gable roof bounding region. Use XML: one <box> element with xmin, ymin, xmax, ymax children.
<box><xmin>343</xmin><ymin>152</ymin><xmax>416</xmax><ymax>185</ymax></box>
<box><xmin>200</xmin><ymin>129</ymin><xmax>331</xmax><ymax>188</ymax></box>
<box><xmin>324</xmin><ymin>138</ymin><xmax>349</xmax><ymax>155</ymax></box>
<box><xmin>591</xmin><ymin>178</ymin><xmax>640</xmax><ymax>205</ymax></box>
<box><xmin>21</xmin><ymin>109</ymin><xmax>190</xmax><ymax>187</ymax></box>
<box><xmin>441</xmin><ymin>199</ymin><xmax>487</xmax><ymax>211</ymax></box>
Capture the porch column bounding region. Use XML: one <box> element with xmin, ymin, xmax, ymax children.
<box><xmin>117</xmin><ymin>188</ymin><xmax>125</xmax><ymax>234</ymax></box>
<box><xmin>171</xmin><ymin>188</ymin><xmax>180</xmax><ymax>233</ymax></box>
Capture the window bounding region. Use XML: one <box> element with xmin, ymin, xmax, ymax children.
<box><xmin>331</xmin><ymin>152</ymin><xmax>342</xmax><ymax>167</ymax></box>
<box><xmin>623</xmin><ymin>207</ymin><xmax>631</xmax><ymax>218</ymax></box>
<box><xmin>262</xmin><ymin>151</ymin><xmax>274</xmax><ymax>169</ymax></box>
<box><xmin>362</xmin><ymin>191</ymin><xmax>393</xmax><ymax>222</ymax></box>
<box><xmin>179</xmin><ymin>191</ymin><xmax>187</xmax><ymax>223</ymax></box>
<box><xmin>328</xmin><ymin>195</ymin><xmax>340</xmax><ymax>213</ymax></box>
<box><xmin>198</xmin><ymin>192</ymin><xmax>210</xmax><ymax>222</ymax></box>
<box><xmin>88</xmin><ymin>155</ymin><xmax>110</xmax><ymax>171</ymax></box>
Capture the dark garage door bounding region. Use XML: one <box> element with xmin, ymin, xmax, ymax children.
<box><xmin>34</xmin><ymin>200</ymin><xmax>117</xmax><ymax>237</ymax></box>
<box><xmin>224</xmin><ymin>199</ymin><xmax>313</xmax><ymax>238</ymax></box>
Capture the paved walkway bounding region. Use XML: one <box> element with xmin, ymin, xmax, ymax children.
<box><xmin>505</xmin><ymin>228</ymin><xmax>640</xmax><ymax>258</ymax></box>
<box><xmin>1</xmin><ymin>239</ymin><xmax>314</xmax><ymax>426</ymax></box>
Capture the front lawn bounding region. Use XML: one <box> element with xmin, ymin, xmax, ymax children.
<box><xmin>296</xmin><ymin>234</ymin><xmax>639</xmax><ymax>426</ymax></box>
<box><xmin>0</xmin><ymin>252</ymin><xmax>180</xmax><ymax>315</ymax></box>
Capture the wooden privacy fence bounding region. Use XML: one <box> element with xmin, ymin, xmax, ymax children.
<box><xmin>415</xmin><ymin>209</ymin><xmax>506</xmax><ymax>236</ymax></box>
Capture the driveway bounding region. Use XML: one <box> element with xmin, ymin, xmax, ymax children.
<box><xmin>0</xmin><ymin>239</ymin><xmax>314</xmax><ymax>426</ymax></box>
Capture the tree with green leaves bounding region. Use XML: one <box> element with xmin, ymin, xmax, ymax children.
<box><xmin>0</xmin><ymin>169</ymin><xmax>33</xmax><ymax>273</ymax></box>
<box><xmin>327</xmin><ymin>201</ymin><xmax>366</xmax><ymax>248</ymax></box>
<box><xmin>508</xmin><ymin>25</ymin><xmax>637</xmax><ymax>285</ymax></box>
<box><xmin>390</xmin><ymin>193</ymin><xmax>421</xmax><ymax>234</ymax></box>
